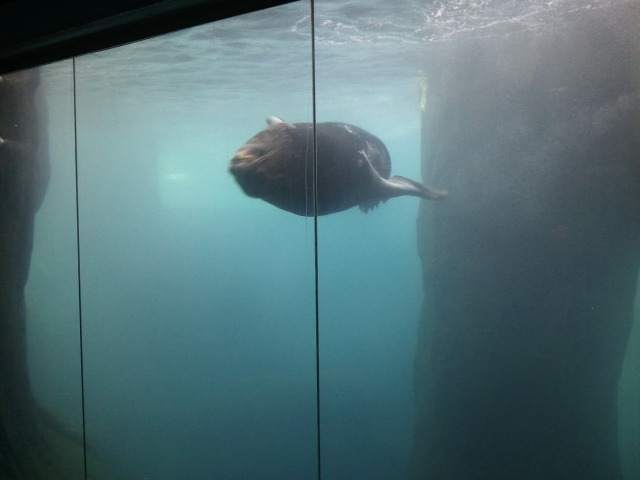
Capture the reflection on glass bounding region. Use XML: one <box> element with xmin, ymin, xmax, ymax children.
<box><xmin>5</xmin><ymin>63</ymin><xmax>86</xmax><ymax>477</ymax></box>
<box><xmin>27</xmin><ymin>61</ymin><xmax>82</xmax><ymax>431</ymax></box>
<box><xmin>74</xmin><ymin>3</ymin><xmax>316</xmax><ymax>478</ymax></box>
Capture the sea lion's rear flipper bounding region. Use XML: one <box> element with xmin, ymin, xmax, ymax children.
<box><xmin>358</xmin><ymin>176</ymin><xmax>447</xmax><ymax>213</ymax></box>
<box><xmin>385</xmin><ymin>176</ymin><xmax>448</xmax><ymax>200</ymax></box>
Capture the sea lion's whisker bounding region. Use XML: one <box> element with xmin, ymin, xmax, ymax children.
<box><xmin>257</xmin><ymin>146</ymin><xmax>283</xmax><ymax>162</ymax></box>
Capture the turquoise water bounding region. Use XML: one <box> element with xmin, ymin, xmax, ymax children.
<box><xmin>23</xmin><ymin>0</ymin><xmax>639</xmax><ymax>479</ymax></box>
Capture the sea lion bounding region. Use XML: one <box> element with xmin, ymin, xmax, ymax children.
<box><xmin>229</xmin><ymin>117</ymin><xmax>447</xmax><ymax>216</ymax></box>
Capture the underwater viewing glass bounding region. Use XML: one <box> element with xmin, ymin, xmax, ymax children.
<box><xmin>28</xmin><ymin>2</ymin><xmax>318</xmax><ymax>479</ymax></box>
<box><xmin>10</xmin><ymin>0</ymin><xmax>640</xmax><ymax>479</ymax></box>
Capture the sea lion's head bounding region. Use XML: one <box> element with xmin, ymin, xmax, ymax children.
<box><xmin>229</xmin><ymin>120</ymin><xmax>298</xmax><ymax>199</ymax></box>
<box><xmin>229</xmin><ymin>142</ymin><xmax>275</xmax><ymax>198</ymax></box>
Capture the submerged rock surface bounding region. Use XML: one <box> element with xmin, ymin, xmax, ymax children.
<box><xmin>412</xmin><ymin>3</ymin><xmax>640</xmax><ymax>479</ymax></box>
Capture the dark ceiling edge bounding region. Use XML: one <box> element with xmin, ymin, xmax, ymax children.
<box><xmin>0</xmin><ymin>0</ymin><xmax>297</xmax><ymax>74</ymax></box>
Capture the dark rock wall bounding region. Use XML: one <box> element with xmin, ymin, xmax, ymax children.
<box><xmin>0</xmin><ymin>70</ymin><xmax>51</xmax><ymax>478</ymax></box>
<box><xmin>412</xmin><ymin>3</ymin><xmax>640</xmax><ymax>479</ymax></box>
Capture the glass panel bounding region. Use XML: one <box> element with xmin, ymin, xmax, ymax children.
<box><xmin>0</xmin><ymin>64</ymin><xmax>81</xmax><ymax>477</ymax></box>
<box><xmin>314</xmin><ymin>2</ymin><xmax>428</xmax><ymax>478</ymax></box>
<box><xmin>74</xmin><ymin>3</ymin><xmax>317</xmax><ymax>478</ymax></box>
<box><xmin>9</xmin><ymin>62</ymin><xmax>86</xmax><ymax>478</ymax></box>
<box><xmin>314</xmin><ymin>1</ymin><xmax>640</xmax><ymax>479</ymax></box>
<box><xmin>27</xmin><ymin>61</ymin><xmax>81</xmax><ymax>430</ymax></box>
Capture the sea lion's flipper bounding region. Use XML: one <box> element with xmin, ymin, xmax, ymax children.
<box><xmin>384</xmin><ymin>176</ymin><xmax>448</xmax><ymax>200</ymax></box>
<box><xmin>266</xmin><ymin>116</ymin><xmax>286</xmax><ymax>126</ymax></box>
<box><xmin>359</xmin><ymin>199</ymin><xmax>386</xmax><ymax>213</ymax></box>
<box><xmin>358</xmin><ymin>176</ymin><xmax>447</xmax><ymax>212</ymax></box>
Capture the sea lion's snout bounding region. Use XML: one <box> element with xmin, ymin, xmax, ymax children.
<box><xmin>229</xmin><ymin>144</ymin><xmax>267</xmax><ymax>172</ymax></box>
<box><xmin>229</xmin><ymin>142</ymin><xmax>282</xmax><ymax>198</ymax></box>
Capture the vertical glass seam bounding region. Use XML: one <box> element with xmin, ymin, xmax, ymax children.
<box><xmin>310</xmin><ymin>0</ymin><xmax>321</xmax><ymax>479</ymax></box>
<box><xmin>72</xmin><ymin>56</ymin><xmax>89</xmax><ymax>480</ymax></box>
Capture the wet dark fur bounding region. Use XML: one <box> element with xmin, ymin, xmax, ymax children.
<box><xmin>229</xmin><ymin>120</ymin><xmax>445</xmax><ymax>216</ymax></box>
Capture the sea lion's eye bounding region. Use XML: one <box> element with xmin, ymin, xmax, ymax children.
<box><xmin>241</xmin><ymin>144</ymin><xmax>266</xmax><ymax>159</ymax></box>
<box><xmin>252</xmin><ymin>148</ymin><xmax>267</xmax><ymax>158</ymax></box>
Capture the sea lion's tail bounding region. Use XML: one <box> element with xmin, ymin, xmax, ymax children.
<box><xmin>385</xmin><ymin>176</ymin><xmax>448</xmax><ymax>200</ymax></box>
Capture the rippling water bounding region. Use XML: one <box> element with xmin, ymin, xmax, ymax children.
<box><xmin>40</xmin><ymin>0</ymin><xmax>617</xmax><ymax>110</ymax></box>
